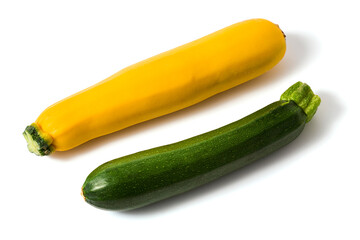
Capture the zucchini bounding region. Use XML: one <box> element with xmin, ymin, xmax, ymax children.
<box><xmin>81</xmin><ymin>82</ymin><xmax>321</xmax><ymax>211</ymax></box>
<box><xmin>23</xmin><ymin>18</ymin><xmax>286</xmax><ymax>155</ymax></box>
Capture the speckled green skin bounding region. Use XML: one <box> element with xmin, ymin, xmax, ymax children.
<box><xmin>82</xmin><ymin>100</ymin><xmax>308</xmax><ymax>210</ymax></box>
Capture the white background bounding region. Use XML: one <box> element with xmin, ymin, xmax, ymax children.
<box><xmin>1</xmin><ymin>0</ymin><xmax>359</xmax><ymax>239</ymax></box>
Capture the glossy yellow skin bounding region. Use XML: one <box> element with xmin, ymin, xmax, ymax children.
<box><xmin>35</xmin><ymin>18</ymin><xmax>286</xmax><ymax>152</ymax></box>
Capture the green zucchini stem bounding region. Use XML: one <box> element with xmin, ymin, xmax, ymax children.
<box><xmin>23</xmin><ymin>123</ymin><xmax>54</xmax><ymax>156</ymax></box>
<box><xmin>280</xmin><ymin>81</ymin><xmax>321</xmax><ymax>122</ymax></box>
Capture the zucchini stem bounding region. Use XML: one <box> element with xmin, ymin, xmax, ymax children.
<box><xmin>280</xmin><ymin>81</ymin><xmax>321</xmax><ymax>122</ymax></box>
<box><xmin>23</xmin><ymin>123</ymin><xmax>54</xmax><ymax>156</ymax></box>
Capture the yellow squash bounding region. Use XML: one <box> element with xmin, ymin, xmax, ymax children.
<box><xmin>23</xmin><ymin>18</ymin><xmax>286</xmax><ymax>156</ymax></box>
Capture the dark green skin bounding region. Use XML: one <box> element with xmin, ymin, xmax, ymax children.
<box><xmin>82</xmin><ymin>100</ymin><xmax>307</xmax><ymax>210</ymax></box>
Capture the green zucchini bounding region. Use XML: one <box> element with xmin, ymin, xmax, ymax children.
<box><xmin>81</xmin><ymin>82</ymin><xmax>321</xmax><ymax>211</ymax></box>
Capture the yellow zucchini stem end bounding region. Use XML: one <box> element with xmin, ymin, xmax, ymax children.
<box><xmin>23</xmin><ymin>123</ymin><xmax>54</xmax><ymax>156</ymax></box>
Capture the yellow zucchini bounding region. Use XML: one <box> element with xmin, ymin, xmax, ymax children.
<box><xmin>23</xmin><ymin>18</ymin><xmax>286</xmax><ymax>156</ymax></box>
